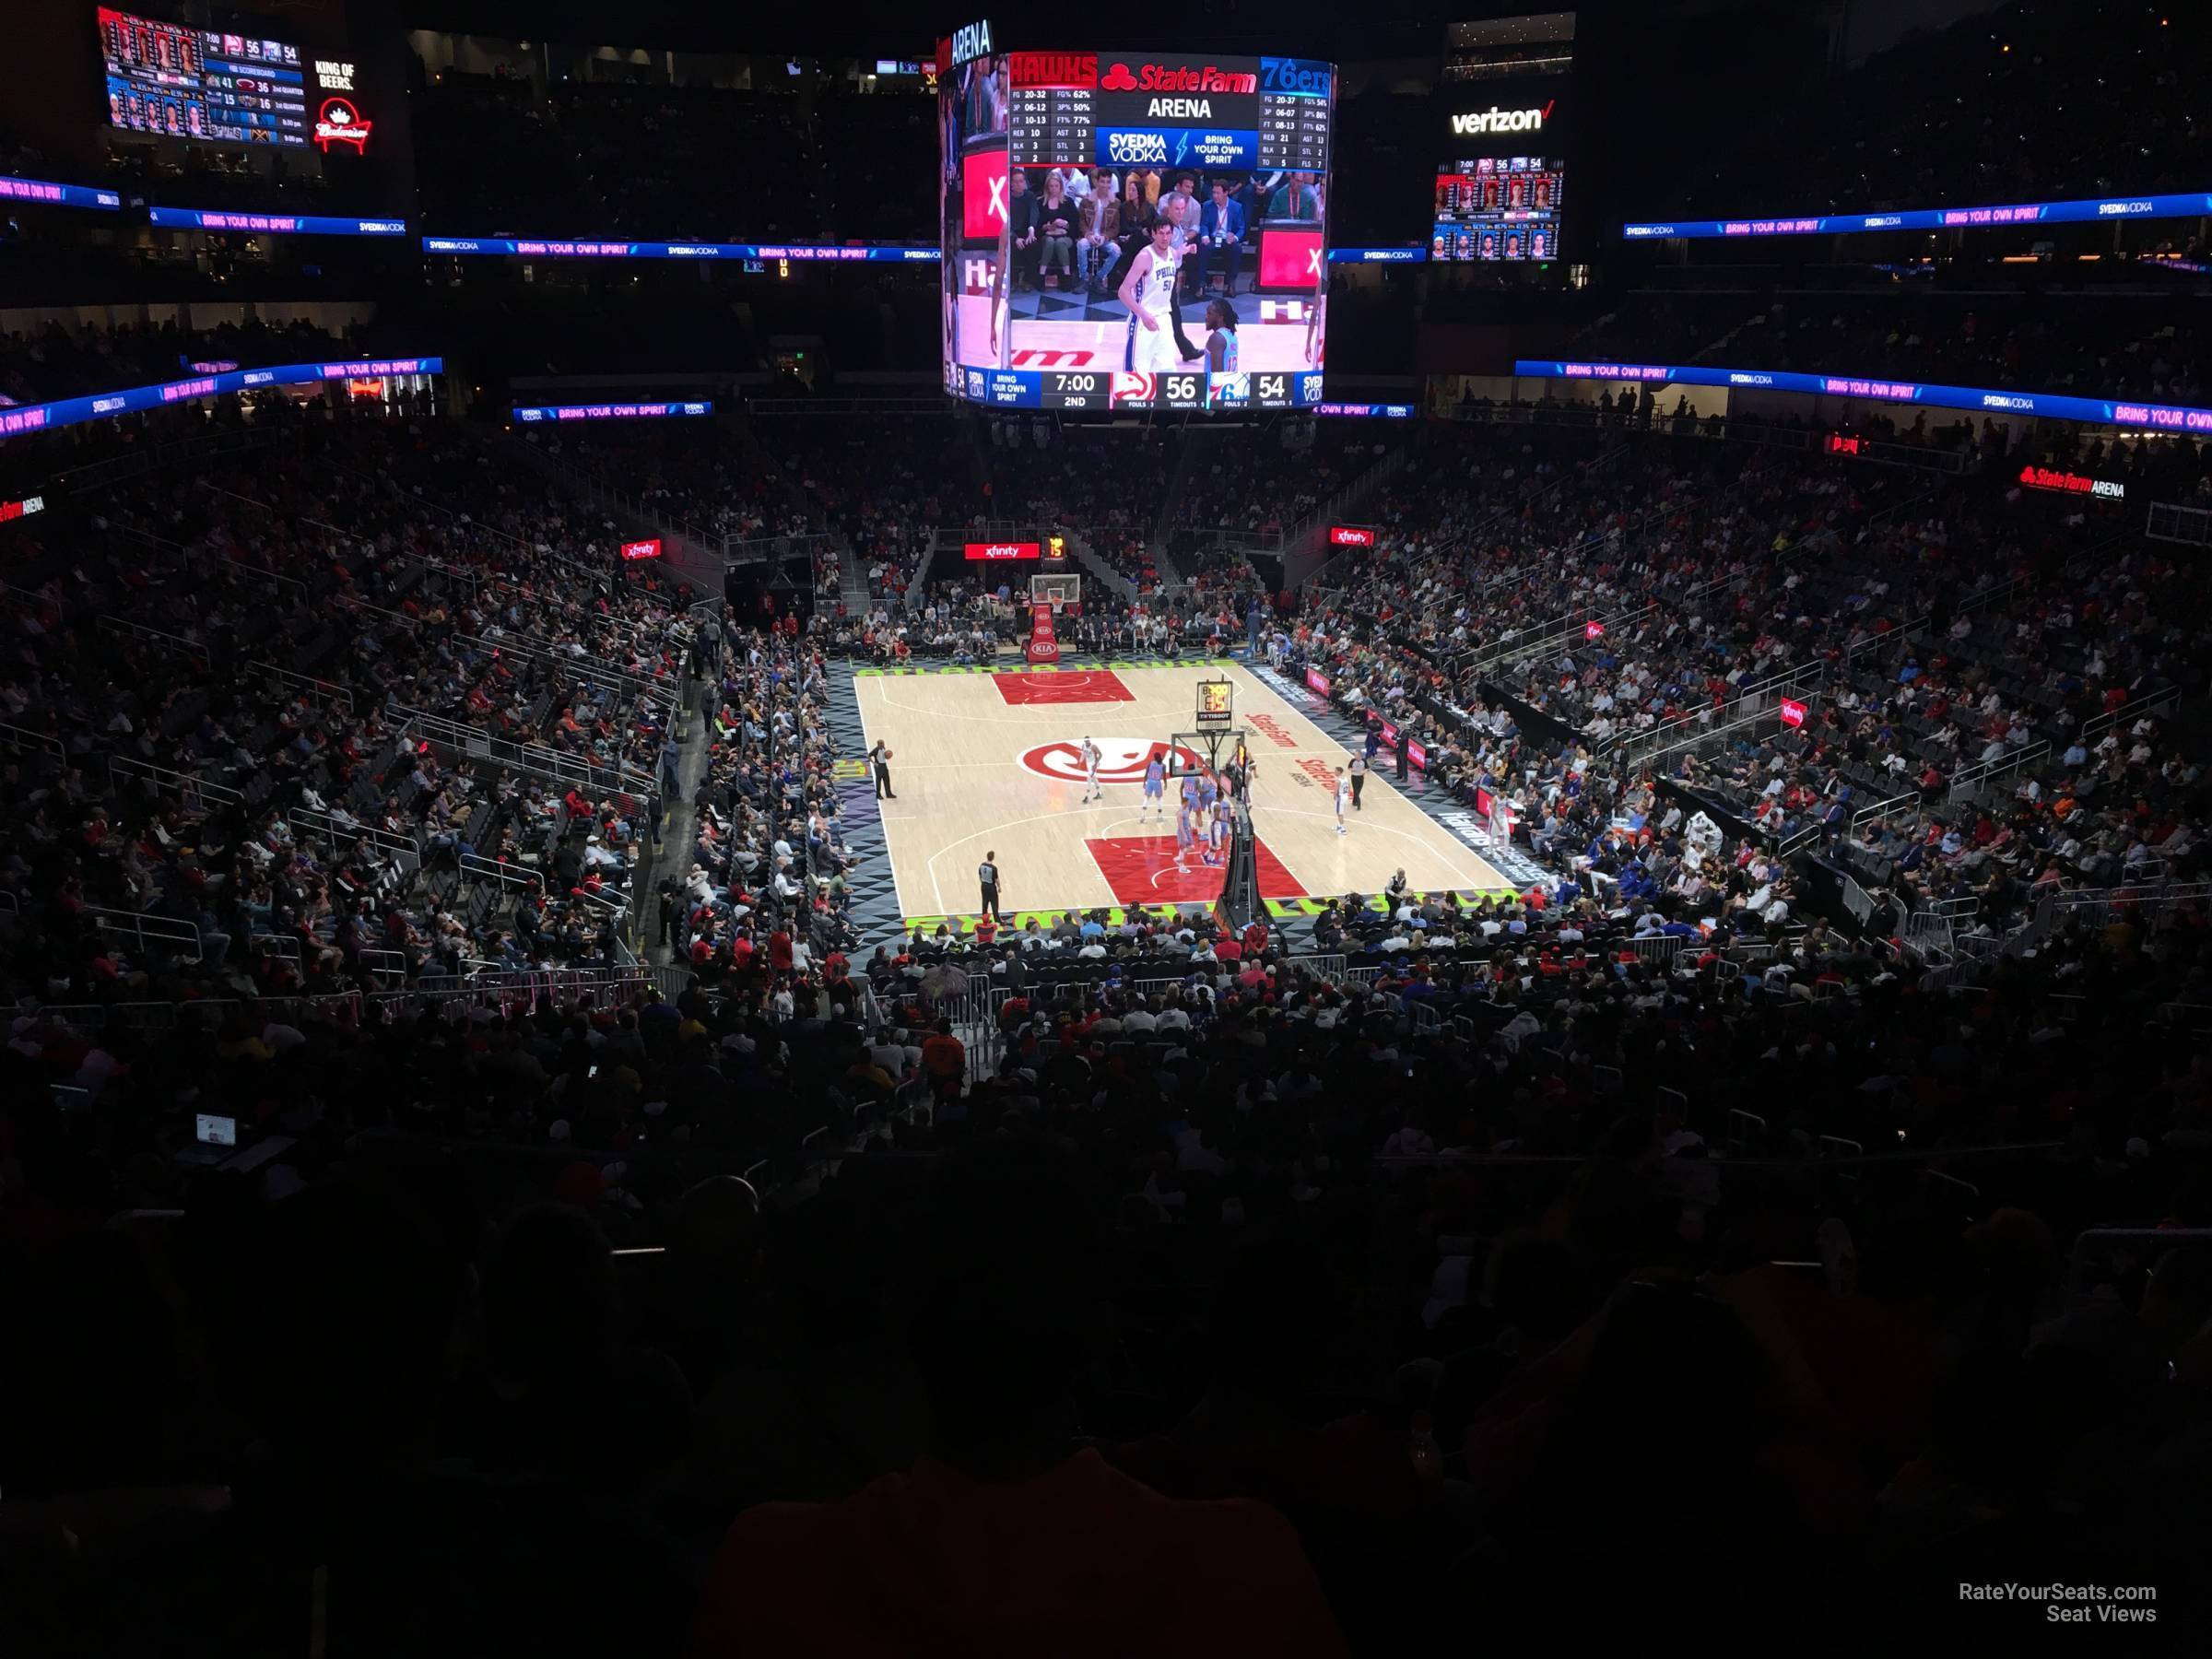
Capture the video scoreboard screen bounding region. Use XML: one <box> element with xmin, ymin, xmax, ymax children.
<box><xmin>99</xmin><ymin>6</ymin><xmax>309</xmax><ymax>147</ymax></box>
<box><xmin>941</xmin><ymin>36</ymin><xmax>1335</xmax><ymax>411</ymax></box>
<box><xmin>1432</xmin><ymin>77</ymin><xmax>1567</xmax><ymax>263</ymax></box>
<box><xmin>1432</xmin><ymin>159</ymin><xmax>1562</xmax><ymax>261</ymax></box>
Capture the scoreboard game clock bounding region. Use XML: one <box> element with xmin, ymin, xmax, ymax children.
<box><xmin>941</xmin><ymin>29</ymin><xmax>1335</xmax><ymax>414</ymax></box>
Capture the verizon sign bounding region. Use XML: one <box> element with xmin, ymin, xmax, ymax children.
<box><xmin>965</xmin><ymin>540</ymin><xmax>1041</xmax><ymax>561</ymax></box>
<box><xmin>1452</xmin><ymin>101</ymin><xmax>1552</xmax><ymax>135</ymax></box>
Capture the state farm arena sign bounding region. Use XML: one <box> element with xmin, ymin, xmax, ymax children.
<box><xmin>1019</xmin><ymin>738</ymin><xmax>1200</xmax><ymax>784</ymax></box>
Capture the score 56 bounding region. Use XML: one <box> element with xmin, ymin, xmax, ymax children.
<box><xmin>1163</xmin><ymin>373</ymin><xmax>1203</xmax><ymax>406</ymax></box>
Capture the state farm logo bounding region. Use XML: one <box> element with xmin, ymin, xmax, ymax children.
<box><xmin>1102</xmin><ymin>61</ymin><xmax>1257</xmax><ymax>94</ymax></box>
<box><xmin>1019</xmin><ymin>739</ymin><xmax>1199</xmax><ymax>785</ymax></box>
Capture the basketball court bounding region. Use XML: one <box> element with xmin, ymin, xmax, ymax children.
<box><xmin>855</xmin><ymin>653</ymin><xmax>1520</xmax><ymax>932</ymax></box>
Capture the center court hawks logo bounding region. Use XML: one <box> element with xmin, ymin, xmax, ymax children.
<box><xmin>1020</xmin><ymin>738</ymin><xmax>1199</xmax><ymax>785</ymax></box>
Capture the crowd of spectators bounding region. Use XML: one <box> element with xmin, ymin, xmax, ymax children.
<box><xmin>0</xmin><ymin>315</ymin><xmax>357</xmax><ymax>405</ymax></box>
<box><xmin>415</xmin><ymin>75</ymin><xmax>935</xmax><ymax>242</ymax></box>
<box><xmin>1641</xmin><ymin>0</ymin><xmax>2209</xmax><ymax>218</ymax></box>
<box><xmin>1564</xmin><ymin>285</ymin><xmax>2210</xmax><ymax>406</ymax></box>
<box><xmin>0</xmin><ymin>405</ymin><xmax>700</xmax><ymax>1018</ymax></box>
<box><xmin>11</xmin><ymin>383</ymin><xmax>2212</xmax><ymax>1650</ymax></box>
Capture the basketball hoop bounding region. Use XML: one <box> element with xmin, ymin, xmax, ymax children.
<box><xmin>1027</xmin><ymin>572</ymin><xmax>1080</xmax><ymax>662</ymax></box>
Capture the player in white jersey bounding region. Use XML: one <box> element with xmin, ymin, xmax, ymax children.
<box><xmin>1118</xmin><ymin>218</ymin><xmax>1185</xmax><ymax>374</ymax></box>
<box><xmin>1334</xmin><ymin>765</ymin><xmax>1350</xmax><ymax>835</ymax></box>
<box><xmin>1080</xmin><ymin>735</ymin><xmax>1102</xmax><ymax>803</ymax></box>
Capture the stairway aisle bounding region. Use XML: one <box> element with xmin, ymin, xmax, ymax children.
<box><xmin>646</xmin><ymin>669</ymin><xmax>716</xmax><ymax>965</ymax></box>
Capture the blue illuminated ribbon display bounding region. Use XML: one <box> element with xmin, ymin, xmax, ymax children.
<box><xmin>1326</xmin><ymin>247</ymin><xmax>1429</xmax><ymax>264</ymax></box>
<box><xmin>1623</xmin><ymin>189</ymin><xmax>2212</xmax><ymax>241</ymax></box>
<box><xmin>1512</xmin><ymin>359</ymin><xmax>2212</xmax><ymax>435</ymax></box>
<box><xmin>0</xmin><ymin>358</ymin><xmax>443</xmax><ymax>443</ymax></box>
<box><xmin>423</xmin><ymin>237</ymin><xmax>939</xmax><ymax>263</ymax></box>
<box><xmin>150</xmin><ymin>207</ymin><xmax>409</xmax><ymax>235</ymax></box>
<box><xmin>1313</xmin><ymin>402</ymin><xmax>1417</xmax><ymax>418</ymax></box>
<box><xmin>1</xmin><ymin>173</ymin><xmax>122</xmax><ymax>212</ymax></box>
<box><xmin>513</xmin><ymin>402</ymin><xmax>714</xmax><ymax>422</ymax></box>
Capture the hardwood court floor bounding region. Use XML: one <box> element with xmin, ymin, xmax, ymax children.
<box><xmin>854</xmin><ymin>661</ymin><xmax>1516</xmax><ymax>928</ymax></box>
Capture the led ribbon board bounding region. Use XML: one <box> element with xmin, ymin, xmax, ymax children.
<box><xmin>424</xmin><ymin>238</ymin><xmax>939</xmax><ymax>262</ymax></box>
<box><xmin>1513</xmin><ymin>360</ymin><xmax>2212</xmax><ymax>435</ymax></box>
<box><xmin>0</xmin><ymin>358</ymin><xmax>443</xmax><ymax>442</ymax></box>
<box><xmin>1624</xmin><ymin>189</ymin><xmax>2212</xmax><ymax>241</ymax></box>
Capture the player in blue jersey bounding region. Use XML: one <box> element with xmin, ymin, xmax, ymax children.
<box><xmin>1174</xmin><ymin>800</ymin><xmax>1197</xmax><ymax>869</ymax></box>
<box><xmin>1207</xmin><ymin>802</ymin><xmax>1232</xmax><ymax>865</ymax></box>
<box><xmin>1142</xmin><ymin>752</ymin><xmax>1167</xmax><ymax>819</ymax></box>
<box><xmin>1203</xmin><ymin>299</ymin><xmax>1240</xmax><ymax>372</ymax></box>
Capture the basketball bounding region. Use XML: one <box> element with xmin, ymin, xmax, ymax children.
<box><xmin>883</xmin><ymin>748</ymin><xmax>894</xmax><ymax>761</ymax></box>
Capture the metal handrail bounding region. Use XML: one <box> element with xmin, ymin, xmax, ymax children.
<box><xmin>394</xmin><ymin>707</ymin><xmax>653</xmax><ymax>796</ymax></box>
<box><xmin>455</xmin><ymin>631</ymin><xmax>679</xmax><ymax>710</ymax></box>
<box><xmin>87</xmin><ymin>905</ymin><xmax>202</xmax><ymax>961</ymax></box>
<box><xmin>459</xmin><ymin>853</ymin><xmax>545</xmax><ymax>891</ymax></box>
<box><xmin>249</xmin><ymin>662</ymin><xmax>355</xmax><ymax>713</ymax></box>
<box><xmin>97</xmin><ymin>615</ymin><xmax>207</xmax><ymax>657</ymax></box>
<box><xmin>287</xmin><ymin>806</ymin><xmax>420</xmax><ymax>861</ymax></box>
<box><xmin>0</xmin><ymin>718</ymin><xmax>68</xmax><ymax>760</ymax></box>
<box><xmin>105</xmin><ymin>753</ymin><xmax>242</xmax><ymax>807</ymax></box>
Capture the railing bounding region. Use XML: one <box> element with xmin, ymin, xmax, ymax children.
<box><xmin>105</xmin><ymin>753</ymin><xmax>242</xmax><ymax>809</ymax></box>
<box><xmin>1291</xmin><ymin>452</ymin><xmax>1417</xmax><ymax>591</ymax></box>
<box><xmin>0</xmin><ymin>718</ymin><xmax>69</xmax><ymax>761</ymax></box>
<box><xmin>1946</xmin><ymin>740</ymin><xmax>2050</xmax><ymax>804</ymax></box>
<box><xmin>394</xmin><ymin>551</ymin><xmax>674</xmax><ymax>655</ymax></box>
<box><xmin>459</xmin><ymin>853</ymin><xmax>545</xmax><ymax>891</ymax></box>
<box><xmin>96</xmin><ymin>614</ymin><xmax>208</xmax><ymax>659</ymax></box>
<box><xmin>453</xmin><ymin>631</ymin><xmax>680</xmax><ymax>712</ymax></box>
<box><xmin>2146</xmin><ymin>499</ymin><xmax>2212</xmax><ymax>548</ymax></box>
<box><xmin>1611</xmin><ymin>659</ymin><xmax>1825</xmax><ymax>766</ymax></box>
<box><xmin>249</xmin><ymin>661</ymin><xmax>354</xmax><ymax>713</ymax></box>
<box><xmin>394</xmin><ymin>706</ymin><xmax>654</xmax><ymax>797</ymax></box>
<box><xmin>87</xmin><ymin>905</ymin><xmax>202</xmax><ymax>961</ymax></box>
<box><xmin>287</xmin><ymin>807</ymin><xmax>419</xmax><ymax>862</ymax></box>
<box><xmin>1443</xmin><ymin>399</ymin><xmax>1971</xmax><ymax>473</ymax></box>
<box><xmin>1467</xmin><ymin>601</ymin><xmax>1663</xmax><ymax>683</ymax></box>
<box><xmin>2021</xmin><ymin>879</ymin><xmax>2212</xmax><ymax>947</ymax></box>
<box><xmin>2078</xmin><ymin>683</ymin><xmax>2180</xmax><ymax>745</ymax></box>
<box><xmin>53</xmin><ymin>423</ymin><xmax>288</xmax><ymax>494</ymax></box>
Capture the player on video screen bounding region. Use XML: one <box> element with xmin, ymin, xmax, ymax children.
<box><xmin>1204</xmin><ymin>300</ymin><xmax>1239</xmax><ymax>371</ymax></box>
<box><xmin>1118</xmin><ymin>219</ymin><xmax>1186</xmax><ymax>372</ymax></box>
